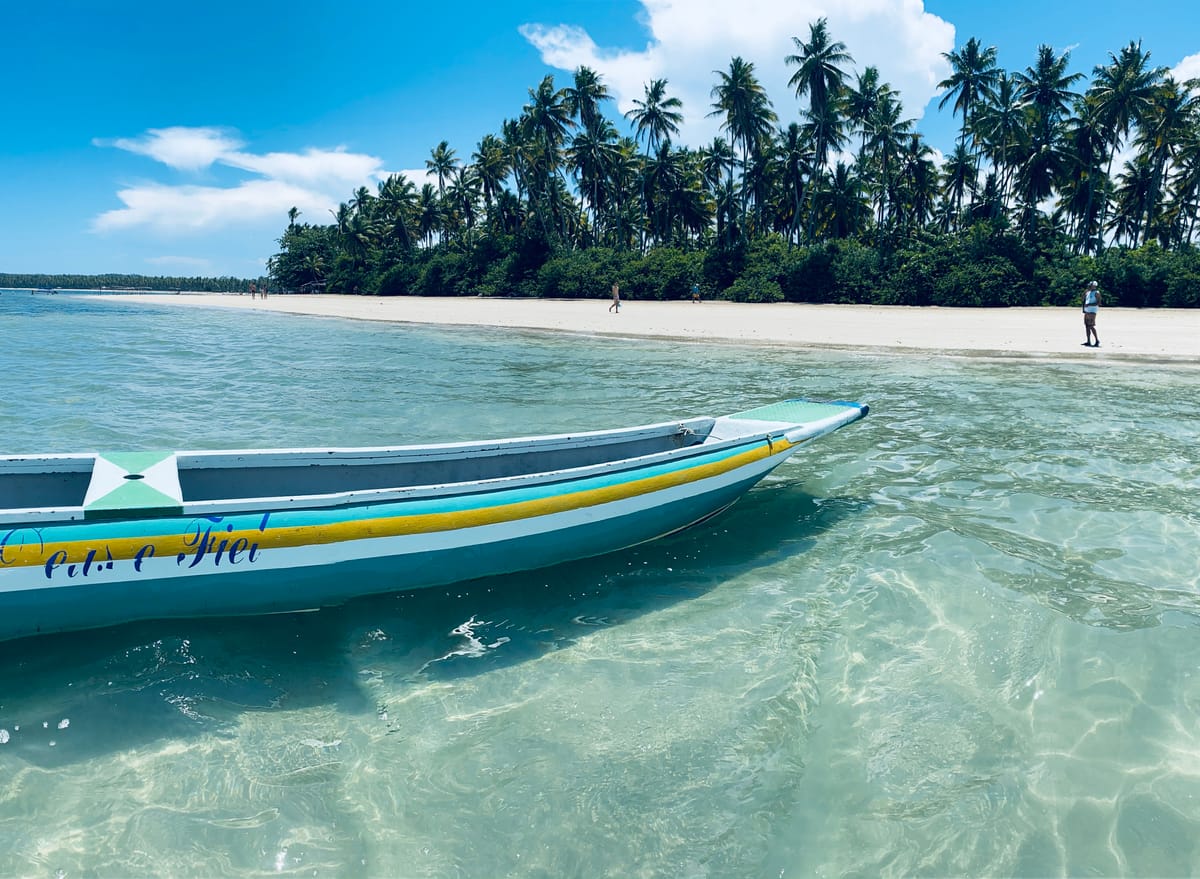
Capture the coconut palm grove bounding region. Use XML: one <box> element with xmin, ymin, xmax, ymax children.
<box><xmin>266</xmin><ymin>21</ymin><xmax>1200</xmax><ymax>307</ymax></box>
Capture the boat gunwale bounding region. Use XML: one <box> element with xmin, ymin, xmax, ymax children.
<box><xmin>1</xmin><ymin>418</ymin><xmax>783</xmax><ymax>526</ymax></box>
<box><xmin>0</xmin><ymin>402</ymin><xmax>866</xmax><ymax>527</ymax></box>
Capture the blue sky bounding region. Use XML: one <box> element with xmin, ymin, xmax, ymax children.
<box><xmin>3</xmin><ymin>0</ymin><xmax>1197</xmax><ymax>279</ymax></box>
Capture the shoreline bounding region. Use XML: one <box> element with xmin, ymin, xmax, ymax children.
<box><xmin>82</xmin><ymin>293</ymin><xmax>1200</xmax><ymax>366</ymax></box>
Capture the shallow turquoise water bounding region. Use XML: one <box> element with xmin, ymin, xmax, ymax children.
<box><xmin>1</xmin><ymin>291</ymin><xmax>1199</xmax><ymax>877</ymax></box>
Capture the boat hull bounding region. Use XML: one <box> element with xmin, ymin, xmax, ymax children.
<box><xmin>0</xmin><ymin>448</ymin><xmax>786</xmax><ymax>641</ymax></box>
<box><xmin>0</xmin><ymin>469</ymin><xmax>769</xmax><ymax>641</ymax></box>
<box><xmin>0</xmin><ymin>399</ymin><xmax>868</xmax><ymax>641</ymax></box>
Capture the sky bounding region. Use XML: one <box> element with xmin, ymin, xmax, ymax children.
<box><xmin>2</xmin><ymin>0</ymin><xmax>1198</xmax><ymax>279</ymax></box>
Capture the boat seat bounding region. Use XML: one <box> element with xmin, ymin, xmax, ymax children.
<box><xmin>83</xmin><ymin>452</ymin><xmax>184</xmax><ymax>519</ymax></box>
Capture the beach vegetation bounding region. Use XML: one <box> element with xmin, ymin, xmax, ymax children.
<box><xmin>264</xmin><ymin>26</ymin><xmax>1200</xmax><ymax>307</ymax></box>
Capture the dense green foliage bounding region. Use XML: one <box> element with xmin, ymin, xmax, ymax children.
<box><xmin>269</xmin><ymin>23</ymin><xmax>1200</xmax><ymax>306</ymax></box>
<box><xmin>0</xmin><ymin>273</ymin><xmax>251</xmax><ymax>292</ymax></box>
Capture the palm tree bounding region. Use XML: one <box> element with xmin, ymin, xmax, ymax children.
<box><xmin>603</xmin><ymin>137</ymin><xmax>643</xmax><ymax>249</ymax></box>
<box><xmin>1059</xmin><ymin>102</ymin><xmax>1109</xmax><ymax>250</ymax></box>
<box><xmin>1014</xmin><ymin>136</ymin><xmax>1070</xmax><ymax>235</ymax></box>
<box><xmin>563</xmin><ymin>66</ymin><xmax>612</xmax><ymax>136</ymax></box>
<box><xmin>1087</xmin><ymin>41</ymin><xmax>1165</xmax><ymax>242</ymax></box>
<box><xmin>941</xmin><ymin>143</ymin><xmax>976</xmax><ymax>230</ymax></box>
<box><xmin>416</xmin><ymin>183</ymin><xmax>442</xmax><ymax>248</ymax></box>
<box><xmin>625</xmin><ymin>79</ymin><xmax>684</xmax><ymax>154</ymax></box>
<box><xmin>375</xmin><ymin>174</ymin><xmax>418</xmax><ymax>250</ymax></box>
<box><xmin>348</xmin><ymin>185</ymin><xmax>373</xmax><ymax>218</ymax></box>
<box><xmin>896</xmin><ymin>134</ymin><xmax>939</xmax><ymax>230</ymax></box>
<box><xmin>1010</xmin><ymin>45</ymin><xmax>1082</xmax><ymax>236</ymax></box>
<box><xmin>330</xmin><ymin>202</ymin><xmax>351</xmax><ymax>235</ymax></box>
<box><xmin>937</xmin><ymin>37</ymin><xmax>999</xmax><ymax>158</ymax></box>
<box><xmin>287</xmin><ymin>206</ymin><xmax>300</xmax><ymax>228</ymax></box>
<box><xmin>820</xmin><ymin>161</ymin><xmax>868</xmax><ymax>239</ymax></box>
<box><xmin>863</xmin><ymin>92</ymin><xmax>913</xmax><ymax>228</ymax></box>
<box><xmin>1110</xmin><ymin>156</ymin><xmax>1154</xmax><ymax>245</ymax></box>
<box><xmin>566</xmin><ymin>119</ymin><xmax>620</xmax><ymax>245</ymax></box>
<box><xmin>426</xmin><ymin>140</ymin><xmax>458</xmax><ymax>198</ymax></box>
<box><xmin>522</xmin><ymin>75</ymin><xmax>576</xmax><ymax>240</ymax></box>
<box><xmin>1015</xmin><ymin>45</ymin><xmax>1083</xmax><ymax>150</ymax></box>
<box><xmin>845</xmin><ymin>66</ymin><xmax>890</xmax><ymax>161</ymax></box>
<box><xmin>471</xmin><ymin>133</ymin><xmax>510</xmax><ymax>228</ymax></box>
<box><xmin>777</xmin><ymin>122</ymin><xmax>814</xmax><ymax>244</ymax></box>
<box><xmin>642</xmin><ymin>142</ymin><xmax>686</xmax><ymax>244</ymax></box>
<box><xmin>1133</xmin><ymin>76</ymin><xmax>1199</xmax><ymax>245</ymax></box>
<box><xmin>671</xmin><ymin>149</ymin><xmax>715</xmax><ymax>246</ymax></box>
<box><xmin>786</xmin><ymin>17</ymin><xmax>853</xmax><ymax>173</ymax></box>
<box><xmin>972</xmin><ymin>71</ymin><xmax>1025</xmax><ymax>216</ymax></box>
<box><xmin>709</xmin><ymin>57</ymin><xmax>776</xmax><ymax>233</ymax></box>
<box><xmin>1167</xmin><ymin>112</ymin><xmax>1200</xmax><ymax>245</ymax></box>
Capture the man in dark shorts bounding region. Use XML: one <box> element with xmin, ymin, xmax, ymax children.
<box><xmin>1082</xmin><ymin>280</ymin><xmax>1100</xmax><ymax>347</ymax></box>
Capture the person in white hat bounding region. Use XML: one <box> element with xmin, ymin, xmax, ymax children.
<box><xmin>1082</xmin><ymin>280</ymin><xmax>1101</xmax><ymax>347</ymax></box>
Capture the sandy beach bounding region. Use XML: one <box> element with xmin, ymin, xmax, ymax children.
<box><xmin>113</xmin><ymin>294</ymin><xmax>1200</xmax><ymax>365</ymax></box>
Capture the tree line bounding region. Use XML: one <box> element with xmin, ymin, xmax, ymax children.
<box><xmin>0</xmin><ymin>273</ymin><xmax>252</xmax><ymax>293</ymax></box>
<box><xmin>269</xmin><ymin>21</ymin><xmax>1200</xmax><ymax>307</ymax></box>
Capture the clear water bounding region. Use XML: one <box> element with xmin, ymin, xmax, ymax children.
<box><xmin>1</xmin><ymin>290</ymin><xmax>1199</xmax><ymax>877</ymax></box>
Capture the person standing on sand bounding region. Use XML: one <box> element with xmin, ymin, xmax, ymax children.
<box><xmin>609</xmin><ymin>281</ymin><xmax>620</xmax><ymax>313</ymax></box>
<box><xmin>249</xmin><ymin>281</ymin><xmax>257</xmax><ymax>299</ymax></box>
<box><xmin>692</xmin><ymin>282</ymin><xmax>700</xmax><ymax>303</ymax></box>
<box><xmin>1082</xmin><ymin>280</ymin><xmax>1100</xmax><ymax>347</ymax></box>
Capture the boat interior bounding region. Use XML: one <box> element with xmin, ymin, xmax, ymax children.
<box><xmin>178</xmin><ymin>418</ymin><xmax>717</xmax><ymax>501</ymax></box>
<box><xmin>0</xmin><ymin>417</ymin><xmax>719</xmax><ymax>514</ymax></box>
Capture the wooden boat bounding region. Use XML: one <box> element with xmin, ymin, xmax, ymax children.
<box><xmin>0</xmin><ymin>399</ymin><xmax>867</xmax><ymax>641</ymax></box>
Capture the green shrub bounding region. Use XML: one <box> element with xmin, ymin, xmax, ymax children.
<box><xmin>415</xmin><ymin>252</ymin><xmax>469</xmax><ymax>296</ymax></box>
<box><xmin>832</xmin><ymin>240</ymin><xmax>882</xmax><ymax>303</ymax></box>
<box><xmin>531</xmin><ymin>248</ymin><xmax>621</xmax><ymax>299</ymax></box>
<box><xmin>624</xmin><ymin>247</ymin><xmax>704</xmax><ymax>300</ymax></box>
<box><xmin>781</xmin><ymin>243</ymin><xmax>838</xmax><ymax>302</ymax></box>
<box><xmin>933</xmin><ymin>256</ymin><xmax>1032</xmax><ymax>306</ymax></box>
<box><xmin>724</xmin><ymin>275</ymin><xmax>783</xmax><ymax>302</ymax></box>
<box><xmin>376</xmin><ymin>262</ymin><xmax>419</xmax><ymax>296</ymax></box>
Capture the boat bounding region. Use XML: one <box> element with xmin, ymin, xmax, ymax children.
<box><xmin>0</xmin><ymin>398</ymin><xmax>867</xmax><ymax>641</ymax></box>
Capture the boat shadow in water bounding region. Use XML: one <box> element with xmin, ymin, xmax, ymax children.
<box><xmin>0</xmin><ymin>482</ymin><xmax>866</xmax><ymax>767</ymax></box>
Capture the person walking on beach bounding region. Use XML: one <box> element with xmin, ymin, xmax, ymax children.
<box><xmin>1082</xmin><ymin>280</ymin><xmax>1100</xmax><ymax>347</ymax></box>
<box><xmin>609</xmin><ymin>281</ymin><xmax>621</xmax><ymax>313</ymax></box>
<box><xmin>249</xmin><ymin>281</ymin><xmax>257</xmax><ymax>299</ymax></box>
<box><xmin>691</xmin><ymin>282</ymin><xmax>701</xmax><ymax>303</ymax></box>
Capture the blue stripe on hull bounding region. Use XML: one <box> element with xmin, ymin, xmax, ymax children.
<box><xmin>0</xmin><ymin>472</ymin><xmax>767</xmax><ymax>642</ymax></box>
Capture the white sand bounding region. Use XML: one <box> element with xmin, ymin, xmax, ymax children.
<box><xmin>110</xmin><ymin>294</ymin><xmax>1200</xmax><ymax>365</ymax></box>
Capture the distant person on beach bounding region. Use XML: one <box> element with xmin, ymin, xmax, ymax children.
<box><xmin>249</xmin><ymin>282</ymin><xmax>257</xmax><ymax>299</ymax></box>
<box><xmin>609</xmin><ymin>281</ymin><xmax>620</xmax><ymax>313</ymax></box>
<box><xmin>1082</xmin><ymin>280</ymin><xmax>1100</xmax><ymax>347</ymax></box>
<box><xmin>691</xmin><ymin>282</ymin><xmax>700</xmax><ymax>303</ymax></box>
<box><xmin>261</xmin><ymin>283</ymin><xmax>268</xmax><ymax>299</ymax></box>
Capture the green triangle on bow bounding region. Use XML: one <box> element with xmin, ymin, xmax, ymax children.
<box><xmin>88</xmin><ymin>477</ymin><xmax>177</xmax><ymax>511</ymax></box>
<box><xmin>102</xmin><ymin>451</ymin><xmax>175</xmax><ymax>474</ymax></box>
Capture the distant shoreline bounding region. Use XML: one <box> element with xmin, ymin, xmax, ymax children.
<box><xmin>77</xmin><ymin>292</ymin><xmax>1200</xmax><ymax>366</ymax></box>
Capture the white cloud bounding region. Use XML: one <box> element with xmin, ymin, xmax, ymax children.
<box><xmin>93</xmin><ymin>179</ymin><xmax>340</xmax><ymax>234</ymax></box>
<box><xmin>520</xmin><ymin>0</ymin><xmax>955</xmax><ymax>146</ymax></box>
<box><xmin>93</xmin><ymin>129</ymin><xmax>387</xmax><ymax>235</ymax></box>
<box><xmin>396</xmin><ymin>168</ymin><xmax>439</xmax><ymax>188</ymax></box>
<box><xmin>222</xmin><ymin>148</ymin><xmax>385</xmax><ymax>188</ymax></box>
<box><xmin>99</xmin><ymin>127</ymin><xmax>245</xmax><ymax>172</ymax></box>
<box><xmin>1173</xmin><ymin>52</ymin><xmax>1200</xmax><ymax>89</ymax></box>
